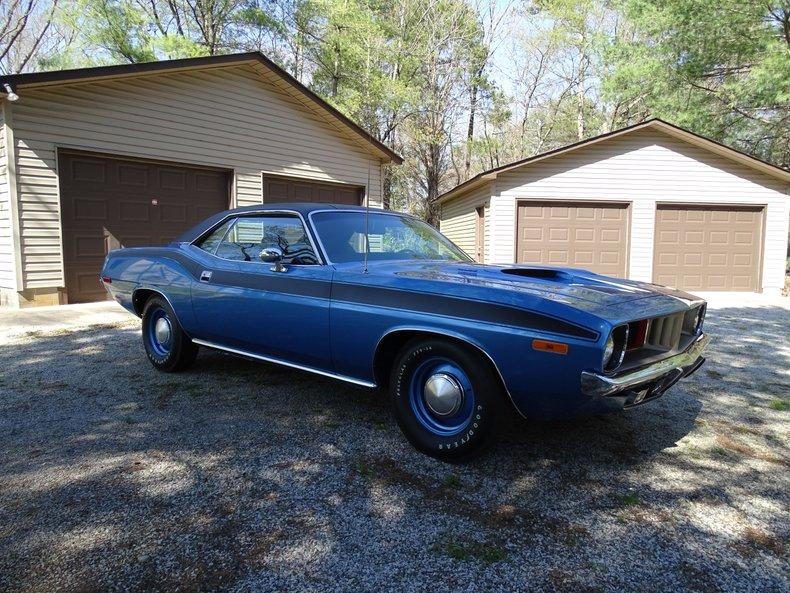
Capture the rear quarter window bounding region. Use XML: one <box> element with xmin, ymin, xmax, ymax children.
<box><xmin>197</xmin><ymin>219</ymin><xmax>233</xmax><ymax>254</ymax></box>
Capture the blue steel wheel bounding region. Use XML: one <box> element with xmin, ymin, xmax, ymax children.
<box><xmin>141</xmin><ymin>295</ymin><xmax>198</xmax><ymax>372</ymax></box>
<box><xmin>408</xmin><ymin>358</ymin><xmax>476</xmax><ymax>437</ymax></box>
<box><xmin>146</xmin><ymin>307</ymin><xmax>173</xmax><ymax>357</ymax></box>
<box><xmin>390</xmin><ymin>338</ymin><xmax>505</xmax><ymax>461</ymax></box>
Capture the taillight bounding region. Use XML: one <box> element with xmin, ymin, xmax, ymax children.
<box><xmin>101</xmin><ymin>276</ymin><xmax>112</xmax><ymax>284</ymax></box>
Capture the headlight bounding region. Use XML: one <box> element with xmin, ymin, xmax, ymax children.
<box><xmin>603</xmin><ymin>334</ymin><xmax>615</xmax><ymax>367</ymax></box>
<box><xmin>683</xmin><ymin>305</ymin><xmax>706</xmax><ymax>335</ymax></box>
<box><xmin>603</xmin><ymin>325</ymin><xmax>629</xmax><ymax>372</ymax></box>
<box><xmin>695</xmin><ymin>305</ymin><xmax>706</xmax><ymax>334</ymax></box>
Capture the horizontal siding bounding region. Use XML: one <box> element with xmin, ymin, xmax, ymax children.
<box><xmin>0</xmin><ymin>103</ymin><xmax>13</xmax><ymax>288</ymax></box>
<box><xmin>489</xmin><ymin>129</ymin><xmax>789</xmax><ymax>292</ymax></box>
<box><xmin>11</xmin><ymin>64</ymin><xmax>385</xmax><ymax>289</ymax></box>
<box><xmin>439</xmin><ymin>183</ymin><xmax>489</xmax><ymax>260</ymax></box>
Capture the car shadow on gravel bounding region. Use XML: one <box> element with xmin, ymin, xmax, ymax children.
<box><xmin>0</xmin><ymin>305</ymin><xmax>788</xmax><ymax>592</ymax></box>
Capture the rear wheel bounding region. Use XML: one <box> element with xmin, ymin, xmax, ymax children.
<box><xmin>141</xmin><ymin>296</ymin><xmax>198</xmax><ymax>372</ymax></box>
<box><xmin>390</xmin><ymin>338</ymin><xmax>506</xmax><ymax>461</ymax></box>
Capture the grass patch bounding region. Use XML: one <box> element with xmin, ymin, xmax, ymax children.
<box><xmin>183</xmin><ymin>383</ymin><xmax>203</xmax><ymax>397</ymax></box>
<box><xmin>617</xmin><ymin>492</ymin><xmax>641</xmax><ymax>507</ymax></box>
<box><xmin>356</xmin><ymin>459</ymin><xmax>373</xmax><ymax>479</ymax></box>
<box><xmin>768</xmin><ymin>398</ymin><xmax>788</xmax><ymax>411</ymax></box>
<box><xmin>444</xmin><ymin>541</ymin><xmax>471</xmax><ymax>561</ymax></box>
<box><xmin>37</xmin><ymin>380</ymin><xmax>69</xmax><ymax>390</ymax></box>
<box><xmin>442</xmin><ymin>474</ymin><xmax>461</xmax><ymax>489</ymax></box>
<box><xmin>715</xmin><ymin>435</ymin><xmax>753</xmax><ymax>455</ymax></box>
<box><xmin>743</xmin><ymin>526</ymin><xmax>786</xmax><ymax>556</ymax></box>
<box><xmin>714</xmin><ymin>435</ymin><xmax>789</xmax><ymax>466</ymax></box>
<box><xmin>758</xmin><ymin>383</ymin><xmax>786</xmax><ymax>397</ymax></box>
<box><xmin>371</xmin><ymin>418</ymin><xmax>387</xmax><ymax>430</ymax></box>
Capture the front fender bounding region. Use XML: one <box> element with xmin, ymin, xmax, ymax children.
<box><xmin>330</xmin><ymin>297</ymin><xmax>600</xmax><ymax>419</ymax></box>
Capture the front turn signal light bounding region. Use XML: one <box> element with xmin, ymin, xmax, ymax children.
<box><xmin>532</xmin><ymin>339</ymin><xmax>569</xmax><ymax>355</ymax></box>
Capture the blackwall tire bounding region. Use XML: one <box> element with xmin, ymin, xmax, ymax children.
<box><xmin>390</xmin><ymin>338</ymin><xmax>506</xmax><ymax>461</ymax></box>
<box><xmin>141</xmin><ymin>296</ymin><xmax>198</xmax><ymax>372</ymax></box>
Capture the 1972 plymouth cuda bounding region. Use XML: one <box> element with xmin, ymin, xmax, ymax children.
<box><xmin>101</xmin><ymin>203</ymin><xmax>709</xmax><ymax>460</ymax></box>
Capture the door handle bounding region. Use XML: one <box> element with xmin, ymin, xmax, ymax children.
<box><xmin>200</xmin><ymin>270</ymin><xmax>212</xmax><ymax>282</ymax></box>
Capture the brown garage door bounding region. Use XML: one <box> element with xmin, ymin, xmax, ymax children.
<box><xmin>653</xmin><ymin>205</ymin><xmax>763</xmax><ymax>291</ymax></box>
<box><xmin>263</xmin><ymin>174</ymin><xmax>362</xmax><ymax>205</ymax></box>
<box><xmin>516</xmin><ymin>201</ymin><xmax>630</xmax><ymax>277</ymax></box>
<box><xmin>59</xmin><ymin>151</ymin><xmax>230</xmax><ymax>303</ymax></box>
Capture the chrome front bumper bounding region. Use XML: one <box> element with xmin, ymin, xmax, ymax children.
<box><xmin>581</xmin><ymin>333</ymin><xmax>710</xmax><ymax>399</ymax></box>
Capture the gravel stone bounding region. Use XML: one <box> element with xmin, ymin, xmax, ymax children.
<box><xmin>0</xmin><ymin>295</ymin><xmax>787</xmax><ymax>592</ymax></box>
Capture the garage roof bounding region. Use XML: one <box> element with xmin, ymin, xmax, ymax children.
<box><xmin>0</xmin><ymin>52</ymin><xmax>403</xmax><ymax>165</ymax></box>
<box><xmin>436</xmin><ymin>119</ymin><xmax>790</xmax><ymax>203</ymax></box>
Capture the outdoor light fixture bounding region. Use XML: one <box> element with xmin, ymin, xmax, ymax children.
<box><xmin>3</xmin><ymin>83</ymin><xmax>18</xmax><ymax>101</ymax></box>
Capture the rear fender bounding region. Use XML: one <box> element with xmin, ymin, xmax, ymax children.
<box><xmin>103</xmin><ymin>251</ymin><xmax>197</xmax><ymax>332</ymax></box>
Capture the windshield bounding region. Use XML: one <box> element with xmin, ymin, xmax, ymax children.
<box><xmin>311</xmin><ymin>211</ymin><xmax>472</xmax><ymax>264</ymax></box>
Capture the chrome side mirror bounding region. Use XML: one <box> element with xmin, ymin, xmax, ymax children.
<box><xmin>259</xmin><ymin>246</ymin><xmax>286</xmax><ymax>272</ymax></box>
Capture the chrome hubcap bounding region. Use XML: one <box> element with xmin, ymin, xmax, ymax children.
<box><xmin>424</xmin><ymin>373</ymin><xmax>463</xmax><ymax>417</ymax></box>
<box><xmin>154</xmin><ymin>317</ymin><xmax>171</xmax><ymax>345</ymax></box>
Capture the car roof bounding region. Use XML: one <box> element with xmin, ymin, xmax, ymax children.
<box><xmin>174</xmin><ymin>202</ymin><xmax>396</xmax><ymax>243</ymax></box>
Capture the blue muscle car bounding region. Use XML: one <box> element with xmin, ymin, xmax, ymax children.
<box><xmin>101</xmin><ymin>203</ymin><xmax>709</xmax><ymax>460</ymax></box>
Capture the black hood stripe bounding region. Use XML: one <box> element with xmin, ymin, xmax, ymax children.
<box><xmin>331</xmin><ymin>283</ymin><xmax>597</xmax><ymax>339</ymax></box>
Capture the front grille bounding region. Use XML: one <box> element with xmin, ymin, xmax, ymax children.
<box><xmin>620</xmin><ymin>304</ymin><xmax>705</xmax><ymax>372</ymax></box>
<box><xmin>646</xmin><ymin>312</ymin><xmax>684</xmax><ymax>351</ymax></box>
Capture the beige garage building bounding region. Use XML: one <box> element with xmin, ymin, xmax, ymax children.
<box><xmin>438</xmin><ymin>120</ymin><xmax>789</xmax><ymax>295</ymax></box>
<box><xmin>0</xmin><ymin>52</ymin><xmax>401</xmax><ymax>307</ymax></box>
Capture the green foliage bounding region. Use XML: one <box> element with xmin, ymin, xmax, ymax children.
<box><xmin>69</xmin><ymin>0</ymin><xmax>157</xmax><ymax>63</ymax></box>
<box><xmin>7</xmin><ymin>0</ymin><xmax>788</xmax><ymax>216</ymax></box>
<box><xmin>604</xmin><ymin>0</ymin><xmax>790</xmax><ymax>167</ymax></box>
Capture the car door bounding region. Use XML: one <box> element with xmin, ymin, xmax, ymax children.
<box><xmin>190</xmin><ymin>212</ymin><xmax>333</xmax><ymax>370</ymax></box>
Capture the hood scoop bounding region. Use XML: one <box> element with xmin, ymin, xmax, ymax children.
<box><xmin>501</xmin><ymin>268</ymin><xmax>572</xmax><ymax>281</ymax></box>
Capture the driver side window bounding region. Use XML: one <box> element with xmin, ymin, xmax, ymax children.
<box><xmin>214</xmin><ymin>215</ymin><xmax>319</xmax><ymax>265</ymax></box>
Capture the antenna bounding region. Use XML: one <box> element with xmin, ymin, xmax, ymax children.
<box><xmin>363</xmin><ymin>159</ymin><xmax>371</xmax><ymax>273</ymax></box>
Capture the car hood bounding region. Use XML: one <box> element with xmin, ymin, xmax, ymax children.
<box><xmin>341</xmin><ymin>260</ymin><xmax>703</xmax><ymax>323</ymax></box>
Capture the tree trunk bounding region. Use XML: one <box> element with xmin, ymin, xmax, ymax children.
<box><xmin>465</xmin><ymin>66</ymin><xmax>483</xmax><ymax>179</ymax></box>
<box><xmin>425</xmin><ymin>142</ymin><xmax>442</xmax><ymax>226</ymax></box>
<box><xmin>577</xmin><ymin>65</ymin><xmax>585</xmax><ymax>140</ymax></box>
<box><xmin>383</xmin><ymin>166</ymin><xmax>392</xmax><ymax>210</ymax></box>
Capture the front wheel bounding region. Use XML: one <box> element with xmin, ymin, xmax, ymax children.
<box><xmin>141</xmin><ymin>296</ymin><xmax>198</xmax><ymax>372</ymax></box>
<box><xmin>390</xmin><ymin>338</ymin><xmax>506</xmax><ymax>461</ymax></box>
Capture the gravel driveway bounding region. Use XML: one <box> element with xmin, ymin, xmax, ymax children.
<box><xmin>0</xmin><ymin>296</ymin><xmax>787</xmax><ymax>592</ymax></box>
